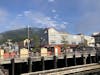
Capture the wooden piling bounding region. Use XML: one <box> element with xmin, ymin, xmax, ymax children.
<box><xmin>53</xmin><ymin>56</ymin><xmax>57</xmax><ymax>69</ymax></box>
<box><xmin>11</xmin><ymin>58</ymin><xmax>15</xmax><ymax>75</ymax></box>
<box><xmin>73</xmin><ymin>54</ymin><xmax>76</xmax><ymax>66</ymax></box>
<box><xmin>28</xmin><ymin>57</ymin><xmax>32</xmax><ymax>72</ymax></box>
<box><xmin>41</xmin><ymin>56</ymin><xmax>45</xmax><ymax>70</ymax></box>
<box><xmin>64</xmin><ymin>55</ymin><xmax>68</xmax><ymax>67</ymax></box>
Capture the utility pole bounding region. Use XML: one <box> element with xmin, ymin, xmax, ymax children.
<box><xmin>28</xmin><ymin>25</ymin><xmax>30</xmax><ymax>51</ymax></box>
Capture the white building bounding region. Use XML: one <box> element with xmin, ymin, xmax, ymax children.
<box><xmin>41</xmin><ymin>28</ymin><xmax>95</xmax><ymax>47</ymax></box>
<box><xmin>84</xmin><ymin>36</ymin><xmax>95</xmax><ymax>47</ymax></box>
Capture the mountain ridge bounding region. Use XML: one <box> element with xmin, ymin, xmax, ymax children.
<box><xmin>0</xmin><ymin>27</ymin><xmax>44</xmax><ymax>44</ymax></box>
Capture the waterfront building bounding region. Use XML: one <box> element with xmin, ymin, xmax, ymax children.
<box><xmin>92</xmin><ymin>32</ymin><xmax>100</xmax><ymax>47</ymax></box>
<box><xmin>41</xmin><ymin>28</ymin><xmax>95</xmax><ymax>47</ymax></box>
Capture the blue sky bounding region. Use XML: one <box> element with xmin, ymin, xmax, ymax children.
<box><xmin>0</xmin><ymin>0</ymin><xmax>100</xmax><ymax>35</ymax></box>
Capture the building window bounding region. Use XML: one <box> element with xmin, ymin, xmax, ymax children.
<box><xmin>72</xmin><ymin>42</ymin><xmax>76</xmax><ymax>45</ymax></box>
<box><xmin>50</xmin><ymin>40</ymin><xmax>55</xmax><ymax>44</ymax></box>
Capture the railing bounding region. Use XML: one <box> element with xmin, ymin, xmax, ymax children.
<box><xmin>0</xmin><ymin>49</ymin><xmax>98</xmax><ymax>60</ymax></box>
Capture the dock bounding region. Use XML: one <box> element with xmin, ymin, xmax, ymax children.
<box><xmin>0</xmin><ymin>50</ymin><xmax>99</xmax><ymax>75</ymax></box>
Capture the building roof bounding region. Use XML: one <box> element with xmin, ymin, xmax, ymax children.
<box><xmin>45</xmin><ymin>27</ymin><xmax>69</xmax><ymax>34</ymax></box>
<box><xmin>92</xmin><ymin>32</ymin><xmax>100</xmax><ymax>37</ymax></box>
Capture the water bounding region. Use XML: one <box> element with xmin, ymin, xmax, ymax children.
<box><xmin>67</xmin><ymin>69</ymin><xmax>100</xmax><ymax>75</ymax></box>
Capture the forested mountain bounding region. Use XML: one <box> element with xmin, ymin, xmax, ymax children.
<box><xmin>0</xmin><ymin>27</ymin><xmax>44</xmax><ymax>44</ymax></box>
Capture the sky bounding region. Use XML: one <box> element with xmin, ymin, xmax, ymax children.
<box><xmin>0</xmin><ymin>0</ymin><xmax>100</xmax><ymax>35</ymax></box>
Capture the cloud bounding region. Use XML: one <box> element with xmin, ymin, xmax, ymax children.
<box><xmin>11</xmin><ymin>25</ymin><xmax>26</xmax><ymax>30</ymax></box>
<box><xmin>51</xmin><ymin>9</ymin><xmax>56</xmax><ymax>13</ymax></box>
<box><xmin>0</xmin><ymin>8</ymin><xmax>68</xmax><ymax>32</ymax></box>
<box><xmin>7</xmin><ymin>10</ymin><xmax>68</xmax><ymax>31</ymax></box>
<box><xmin>23</xmin><ymin>11</ymin><xmax>68</xmax><ymax>29</ymax></box>
<box><xmin>17</xmin><ymin>14</ymin><xmax>23</xmax><ymax>17</ymax></box>
<box><xmin>9</xmin><ymin>15</ymin><xmax>26</xmax><ymax>30</ymax></box>
<box><xmin>24</xmin><ymin>11</ymin><xmax>32</xmax><ymax>16</ymax></box>
<box><xmin>48</xmin><ymin>0</ymin><xmax>55</xmax><ymax>2</ymax></box>
<box><xmin>53</xmin><ymin>14</ymin><xmax>59</xmax><ymax>19</ymax></box>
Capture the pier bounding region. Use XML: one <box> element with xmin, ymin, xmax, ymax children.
<box><xmin>0</xmin><ymin>50</ymin><xmax>99</xmax><ymax>75</ymax></box>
